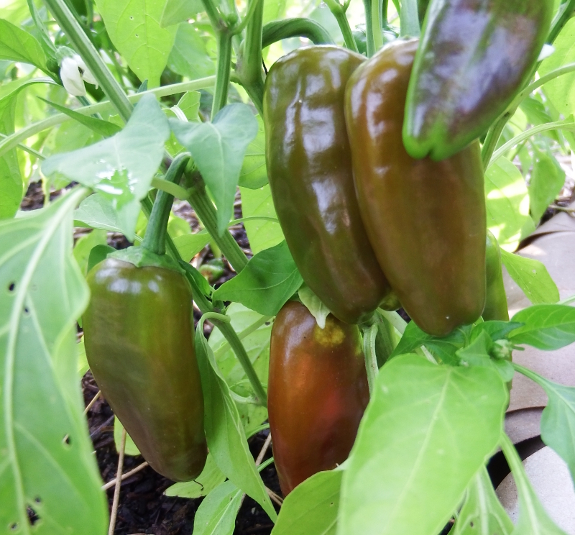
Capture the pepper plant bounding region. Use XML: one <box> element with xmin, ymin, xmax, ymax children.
<box><xmin>1</xmin><ymin>0</ymin><xmax>575</xmax><ymax>534</ymax></box>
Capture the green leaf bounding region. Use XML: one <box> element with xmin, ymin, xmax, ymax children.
<box><xmin>195</xmin><ymin>331</ymin><xmax>277</xmax><ymax>521</ymax></box>
<box><xmin>239</xmin><ymin>184</ymin><xmax>284</xmax><ymax>254</ymax></box>
<box><xmin>160</xmin><ymin>0</ymin><xmax>204</xmax><ymax>27</ymax></box>
<box><xmin>113</xmin><ymin>418</ymin><xmax>140</xmax><ymax>456</ymax></box>
<box><xmin>208</xmin><ymin>303</ymin><xmax>270</xmax><ymax>433</ymax></box>
<box><xmin>166</xmin><ymin>454</ymin><xmax>226</xmax><ymax>498</ymax></box>
<box><xmin>95</xmin><ymin>0</ymin><xmax>177</xmax><ymax>87</ymax></box>
<box><xmin>170</xmin><ymin>104</ymin><xmax>258</xmax><ymax>234</ymax></box>
<box><xmin>485</xmin><ymin>157</ymin><xmax>533</xmax><ymax>251</ymax></box>
<box><xmin>0</xmin><ymin>18</ymin><xmax>46</xmax><ymax>69</ymax></box>
<box><xmin>0</xmin><ymin>189</ymin><xmax>108</xmax><ymax>535</ymax></box>
<box><xmin>515</xmin><ymin>366</ymin><xmax>575</xmax><ymax>489</ymax></box>
<box><xmin>529</xmin><ymin>148</ymin><xmax>565</xmax><ymax>223</ymax></box>
<box><xmin>500</xmin><ymin>250</ymin><xmax>560</xmax><ymax>305</ymax></box>
<box><xmin>87</xmin><ymin>244</ymin><xmax>115</xmax><ymax>273</ymax></box>
<box><xmin>72</xmin><ymin>229</ymin><xmax>107</xmax><ymax>275</ymax></box>
<box><xmin>510</xmin><ymin>305</ymin><xmax>575</xmax><ymax>350</ymax></box>
<box><xmin>239</xmin><ymin>114</ymin><xmax>268</xmax><ymax>189</ymax></box>
<box><xmin>213</xmin><ymin>241</ymin><xmax>303</xmax><ymax>316</ymax></box>
<box><xmin>272</xmin><ymin>470</ymin><xmax>342</xmax><ymax>535</ymax></box>
<box><xmin>192</xmin><ymin>480</ymin><xmax>243</xmax><ymax>535</ymax></box>
<box><xmin>41</xmin><ymin>97</ymin><xmax>122</xmax><ymax>137</ymax></box>
<box><xmin>539</xmin><ymin>18</ymin><xmax>575</xmax><ymax>118</ymax></box>
<box><xmin>167</xmin><ymin>23</ymin><xmax>215</xmax><ymax>80</ymax></box>
<box><xmin>452</xmin><ymin>467</ymin><xmax>513</xmax><ymax>535</ymax></box>
<box><xmin>43</xmin><ymin>95</ymin><xmax>169</xmax><ymax>240</ymax></box>
<box><xmin>172</xmin><ymin>231</ymin><xmax>210</xmax><ymax>262</ymax></box>
<box><xmin>389</xmin><ymin>321</ymin><xmax>469</xmax><ymax>365</ymax></box>
<box><xmin>470</xmin><ymin>321</ymin><xmax>524</xmax><ymax>343</ymax></box>
<box><xmin>338</xmin><ymin>355</ymin><xmax>508</xmax><ymax>535</ymax></box>
<box><xmin>298</xmin><ymin>285</ymin><xmax>331</xmax><ymax>329</ymax></box>
<box><xmin>501</xmin><ymin>434</ymin><xmax>568</xmax><ymax>535</ymax></box>
<box><xmin>75</xmin><ymin>193</ymin><xmax>140</xmax><ymax>238</ymax></box>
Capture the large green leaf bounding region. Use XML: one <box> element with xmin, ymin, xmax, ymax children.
<box><xmin>539</xmin><ymin>17</ymin><xmax>575</xmax><ymax>118</ymax></box>
<box><xmin>272</xmin><ymin>470</ymin><xmax>342</xmax><ymax>535</ymax></box>
<box><xmin>338</xmin><ymin>355</ymin><xmax>508</xmax><ymax>535</ymax></box>
<box><xmin>239</xmin><ymin>184</ymin><xmax>283</xmax><ymax>254</ymax></box>
<box><xmin>43</xmin><ymin>95</ymin><xmax>169</xmax><ymax>240</ymax></box>
<box><xmin>192</xmin><ymin>480</ymin><xmax>243</xmax><ymax>535</ymax></box>
<box><xmin>166</xmin><ymin>454</ymin><xmax>226</xmax><ymax>499</ymax></box>
<box><xmin>239</xmin><ymin>114</ymin><xmax>268</xmax><ymax>190</ymax></box>
<box><xmin>452</xmin><ymin>467</ymin><xmax>513</xmax><ymax>535</ymax></box>
<box><xmin>167</xmin><ymin>22</ymin><xmax>215</xmax><ymax>80</ymax></box>
<box><xmin>485</xmin><ymin>157</ymin><xmax>533</xmax><ymax>251</ymax></box>
<box><xmin>213</xmin><ymin>241</ymin><xmax>303</xmax><ymax>316</ymax></box>
<box><xmin>208</xmin><ymin>303</ymin><xmax>270</xmax><ymax>434</ymax></box>
<box><xmin>529</xmin><ymin>148</ymin><xmax>565</xmax><ymax>223</ymax></box>
<box><xmin>170</xmin><ymin>104</ymin><xmax>258</xmax><ymax>234</ymax></box>
<box><xmin>501</xmin><ymin>251</ymin><xmax>559</xmax><ymax>305</ymax></box>
<box><xmin>0</xmin><ymin>18</ymin><xmax>46</xmax><ymax>69</ymax></box>
<box><xmin>501</xmin><ymin>434</ymin><xmax>568</xmax><ymax>535</ymax></box>
<box><xmin>160</xmin><ymin>0</ymin><xmax>204</xmax><ymax>27</ymax></box>
<box><xmin>0</xmin><ymin>189</ymin><xmax>108</xmax><ymax>535</ymax></box>
<box><xmin>515</xmin><ymin>365</ymin><xmax>575</xmax><ymax>489</ymax></box>
<box><xmin>95</xmin><ymin>0</ymin><xmax>177</xmax><ymax>87</ymax></box>
<box><xmin>195</xmin><ymin>331</ymin><xmax>277</xmax><ymax>521</ymax></box>
<box><xmin>510</xmin><ymin>305</ymin><xmax>575</xmax><ymax>349</ymax></box>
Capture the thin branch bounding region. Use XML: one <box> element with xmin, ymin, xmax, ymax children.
<box><xmin>108</xmin><ymin>428</ymin><xmax>127</xmax><ymax>535</ymax></box>
<box><xmin>102</xmin><ymin>461</ymin><xmax>149</xmax><ymax>491</ymax></box>
<box><xmin>83</xmin><ymin>391</ymin><xmax>101</xmax><ymax>415</ymax></box>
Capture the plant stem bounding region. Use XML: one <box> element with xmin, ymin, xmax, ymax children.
<box><xmin>324</xmin><ymin>0</ymin><xmax>359</xmax><ymax>52</ymax></box>
<box><xmin>186</xmin><ymin>170</ymin><xmax>249</xmax><ymax>273</ymax></box>
<box><xmin>400</xmin><ymin>0</ymin><xmax>420</xmax><ymax>37</ymax></box>
<box><xmin>212</xmin><ymin>30</ymin><xmax>233</xmax><ymax>119</ymax></box>
<box><xmin>44</xmin><ymin>0</ymin><xmax>133</xmax><ymax>122</ymax></box>
<box><xmin>232</xmin><ymin>0</ymin><xmax>264</xmax><ymax>35</ymax></box>
<box><xmin>142</xmin><ymin>154</ymin><xmax>190</xmax><ymax>255</ymax></box>
<box><xmin>262</xmin><ymin>18</ymin><xmax>335</xmax><ymax>48</ymax></box>
<box><xmin>371</xmin><ymin>0</ymin><xmax>384</xmax><ymax>51</ymax></box>
<box><xmin>150</xmin><ymin>177</ymin><xmax>189</xmax><ymax>200</ymax></box>
<box><xmin>363</xmin><ymin>0</ymin><xmax>376</xmax><ymax>57</ymax></box>
<box><xmin>363</xmin><ymin>324</ymin><xmax>379</xmax><ymax>395</ymax></box>
<box><xmin>548</xmin><ymin>0</ymin><xmax>575</xmax><ymax>45</ymax></box>
<box><xmin>214</xmin><ymin>319</ymin><xmax>268</xmax><ymax>406</ymax></box>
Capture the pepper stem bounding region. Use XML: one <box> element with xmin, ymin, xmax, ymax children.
<box><xmin>141</xmin><ymin>153</ymin><xmax>190</xmax><ymax>256</ymax></box>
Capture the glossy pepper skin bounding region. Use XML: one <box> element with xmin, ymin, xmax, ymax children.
<box><xmin>264</xmin><ymin>46</ymin><xmax>393</xmax><ymax>325</ymax></box>
<box><xmin>484</xmin><ymin>231</ymin><xmax>509</xmax><ymax>321</ymax></box>
<box><xmin>403</xmin><ymin>0</ymin><xmax>554</xmax><ymax>161</ymax></box>
<box><xmin>83</xmin><ymin>258</ymin><xmax>207</xmax><ymax>482</ymax></box>
<box><xmin>345</xmin><ymin>39</ymin><xmax>486</xmax><ymax>337</ymax></box>
<box><xmin>268</xmin><ymin>301</ymin><xmax>369</xmax><ymax>495</ymax></box>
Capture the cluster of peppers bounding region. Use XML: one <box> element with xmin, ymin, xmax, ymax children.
<box><xmin>81</xmin><ymin>0</ymin><xmax>551</xmax><ymax>498</ymax></box>
<box><xmin>265</xmin><ymin>0</ymin><xmax>551</xmax><ymax>495</ymax></box>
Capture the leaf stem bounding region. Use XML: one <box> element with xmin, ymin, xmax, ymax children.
<box><xmin>363</xmin><ymin>0</ymin><xmax>376</xmax><ymax>56</ymax></box>
<box><xmin>142</xmin><ymin>154</ymin><xmax>190</xmax><ymax>256</ymax></box>
<box><xmin>232</xmin><ymin>0</ymin><xmax>264</xmax><ymax>36</ymax></box>
<box><xmin>324</xmin><ymin>0</ymin><xmax>359</xmax><ymax>52</ymax></box>
<box><xmin>262</xmin><ymin>18</ymin><xmax>335</xmax><ymax>48</ymax></box>
<box><xmin>186</xmin><ymin>170</ymin><xmax>249</xmax><ymax>273</ymax></box>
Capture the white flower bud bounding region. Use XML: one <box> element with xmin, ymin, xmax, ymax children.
<box><xmin>60</xmin><ymin>54</ymin><xmax>97</xmax><ymax>97</ymax></box>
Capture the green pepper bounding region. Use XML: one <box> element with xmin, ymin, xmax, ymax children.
<box><xmin>83</xmin><ymin>156</ymin><xmax>207</xmax><ymax>481</ymax></box>
<box><xmin>345</xmin><ymin>39</ymin><xmax>486</xmax><ymax>336</ymax></box>
<box><xmin>484</xmin><ymin>231</ymin><xmax>509</xmax><ymax>321</ymax></box>
<box><xmin>268</xmin><ymin>301</ymin><xmax>369</xmax><ymax>495</ymax></box>
<box><xmin>263</xmin><ymin>46</ymin><xmax>393</xmax><ymax>325</ymax></box>
<box><xmin>403</xmin><ymin>0</ymin><xmax>554</xmax><ymax>160</ymax></box>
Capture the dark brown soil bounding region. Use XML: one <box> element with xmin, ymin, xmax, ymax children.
<box><xmin>83</xmin><ymin>373</ymin><xmax>280</xmax><ymax>535</ymax></box>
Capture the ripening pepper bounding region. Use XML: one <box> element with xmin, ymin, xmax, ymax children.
<box><xmin>403</xmin><ymin>0</ymin><xmax>554</xmax><ymax>161</ymax></box>
<box><xmin>268</xmin><ymin>301</ymin><xmax>369</xmax><ymax>495</ymax></box>
<box><xmin>263</xmin><ymin>46</ymin><xmax>394</xmax><ymax>325</ymax></box>
<box><xmin>484</xmin><ymin>231</ymin><xmax>509</xmax><ymax>321</ymax></box>
<box><xmin>83</xmin><ymin>156</ymin><xmax>207</xmax><ymax>482</ymax></box>
<box><xmin>345</xmin><ymin>39</ymin><xmax>486</xmax><ymax>336</ymax></box>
